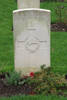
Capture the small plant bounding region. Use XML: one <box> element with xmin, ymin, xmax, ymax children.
<box><xmin>18</xmin><ymin>77</ymin><xmax>31</xmax><ymax>85</ymax></box>
<box><xmin>5</xmin><ymin>71</ymin><xmax>21</xmax><ymax>86</ymax></box>
<box><xmin>40</xmin><ymin>64</ymin><xmax>46</xmax><ymax>70</ymax></box>
<box><xmin>18</xmin><ymin>72</ymin><xmax>35</xmax><ymax>85</ymax></box>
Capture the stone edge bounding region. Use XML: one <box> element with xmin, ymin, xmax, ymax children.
<box><xmin>13</xmin><ymin>8</ymin><xmax>51</xmax><ymax>14</ymax></box>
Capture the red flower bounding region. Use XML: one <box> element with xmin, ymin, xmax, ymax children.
<box><xmin>30</xmin><ymin>72</ymin><xmax>34</xmax><ymax>78</ymax></box>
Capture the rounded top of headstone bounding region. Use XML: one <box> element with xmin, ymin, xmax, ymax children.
<box><xmin>13</xmin><ymin>8</ymin><xmax>51</xmax><ymax>14</ymax></box>
<box><xmin>13</xmin><ymin>8</ymin><xmax>51</xmax><ymax>13</ymax></box>
<box><xmin>17</xmin><ymin>0</ymin><xmax>40</xmax><ymax>9</ymax></box>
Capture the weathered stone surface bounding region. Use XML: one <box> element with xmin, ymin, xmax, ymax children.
<box><xmin>13</xmin><ymin>9</ymin><xmax>50</xmax><ymax>75</ymax></box>
<box><xmin>17</xmin><ymin>0</ymin><xmax>40</xmax><ymax>9</ymax></box>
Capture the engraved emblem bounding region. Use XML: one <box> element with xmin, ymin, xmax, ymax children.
<box><xmin>25</xmin><ymin>36</ymin><xmax>40</xmax><ymax>53</ymax></box>
<box><xmin>17</xmin><ymin>35</ymin><xmax>48</xmax><ymax>53</ymax></box>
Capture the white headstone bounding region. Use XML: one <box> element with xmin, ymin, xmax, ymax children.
<box><xmin>13</xmin><ymin>9</ymin><xmax>50</xmax><ymax>75</ymax></box>
<box><xmin>17</xmin><ymin>0</ymin><xmax>40</xmax><ymax>9</ymax></box>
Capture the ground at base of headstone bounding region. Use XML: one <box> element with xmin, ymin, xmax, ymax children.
<box><xmin>0</xmin><ymin>67</ymin><xmax>67</xmax><ymax>97</ymax></box>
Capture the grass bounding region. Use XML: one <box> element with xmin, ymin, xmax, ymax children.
<box><xmin>0</xmin><ymin>95</ymin><xmax>67</xmax><ymax>100</ymax></box>
<box><xmin>51</xmin><ymin>32</ymin><xmax>67</xmax><ymax>74</ymax></box>
<box><xmin>0</xmin><ymin>0</ymin><xmax>17</xmax><ymax>72</ymax></box>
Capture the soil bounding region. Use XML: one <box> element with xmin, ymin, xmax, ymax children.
<box><xmin>0</xmin><ymin>73</ymin><xmax>35</xmax><ymax>97</ymax></box>
<box><xmin>51</xmin><ymin>22</ymin><xmax>67</xmax><ymax>32</ymax></box>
